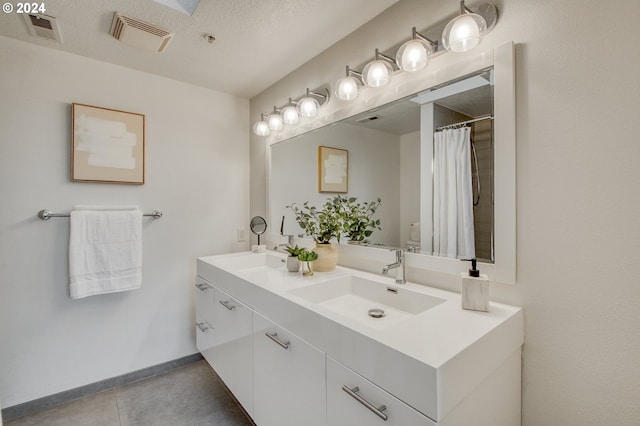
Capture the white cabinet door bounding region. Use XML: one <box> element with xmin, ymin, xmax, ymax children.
<box><xmin>212</xmin><ymin>287</ymin><xmax>254</xmax><ymax>416</ymax></box>
<box><xmin>327</xmin><ymin>356</ymin><xmax>436</xmax><ymax>426</ymax></box>
<box><xmin>194</xmin><ymin>278</ymin><xmax>214</xmax><ymax>364</ymax></box>
<box><xmin>253</xmin><ymin>312</ymin><xmax>326</xmax><ymax>426</ymax></box>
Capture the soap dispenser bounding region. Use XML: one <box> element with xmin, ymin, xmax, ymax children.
<box><xmin>461</xmin><ymin>259</ymin><xmax>490</xmax><ymax>312</ymax></box>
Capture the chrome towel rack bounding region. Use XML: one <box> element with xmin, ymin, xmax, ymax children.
<box><xmin>38</xmin><ymin>209</ymin><xmax>163</xmax><ymax>220</ymax></box>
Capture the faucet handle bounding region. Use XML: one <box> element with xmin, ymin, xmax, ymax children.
<box><xmin>389</xmin><ymin>247</ymin><xmax>403</xmax><ymax>261</ymax></box>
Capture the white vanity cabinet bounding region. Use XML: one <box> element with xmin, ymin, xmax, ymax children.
<box><xmin>197</xmin><ymin>252</ymin><xmax>524</xmax><ymax>426</ymax></box>
<box><xmin>326</xmin><ymin>356</ymin><xmax>435</xmax><ymax>426</ymax></box>
<box><xmin>252</xmin><ymin>312</ymin><xmax>326</xmax><ymax>426</ymax></box>
<box><xmin>194</xmin><ymin>278</ymin><xmax>214</xmax><ymax>364</ymax></box>
<box><xmin>211</xmin><ymin>287</ymin><xmax>253</xmax><ymax>416</ymax></box>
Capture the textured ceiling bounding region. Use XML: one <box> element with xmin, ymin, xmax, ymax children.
<box><xmin>0</xmin><ymin>0</ymin><xmax>400</xmax><ymax>98</ymax></box>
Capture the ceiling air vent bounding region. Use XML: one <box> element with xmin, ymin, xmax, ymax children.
<box><xmin>22</xmin><ymin>13</ymin><xmax>62</xmax><ymax>42</ymax></box>
<box><xmin>356</xmin><ymin>115</ymin><xmax>383</xmax><ymax>123</ymax></box>
<box><xmin>109</xmin><ymin>12</ymin><xmax>173</xmax><ymax>53</ymax></box>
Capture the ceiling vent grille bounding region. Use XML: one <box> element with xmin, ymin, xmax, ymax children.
<box><xmin>22</xmin><ymin>13</ymin><xmax>62</xmax><ymax>42</ymax></box>
<box><xmin>109</xmin><ymin>12</ymin><xmax>173</xmax><ymax>53</ymax></box>
<box><xmin>356</xmin><ymin>115</ymin><xmax>383</xmax><ymax>123</ymax></box>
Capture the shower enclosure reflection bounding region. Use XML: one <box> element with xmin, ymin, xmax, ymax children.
<box><xmin>269</xmin><ymin>68</ymin><xmax>494</xmax><ymax>263</ymax></box>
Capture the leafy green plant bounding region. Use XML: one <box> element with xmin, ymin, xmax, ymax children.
<box><xmin>283</xmin><ymin>245</ymin><xmax>305</xmax><ymax>257</ymax></box>
<box><xmin>297</xmin><ymin>250</ymin><xmax>318</xmax><ymax>262</ymax></box>
<box><xmin>333</xmin><ymin>195</ymin><xmax>382</xmax><ymax>243</ymax></box>
<box><xmin>287</xmin><ymin>199</ymin><xmax>343</xmax><ymax>244</ymax></box>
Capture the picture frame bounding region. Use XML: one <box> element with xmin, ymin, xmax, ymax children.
<box><xmin>318</xmin><ymin>146</ymin><xmax>348</xmax><ymax>193</ymax></box>
<box><xmin>71</xmin><ymin>103</ymin><xmax>145</xmax><ymax>185</ymax></box>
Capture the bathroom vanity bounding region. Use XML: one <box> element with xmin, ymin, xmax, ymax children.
<box><xmin>196</xmin><ymin>251</ymin><xmax>523</xmax><ymax>425</ymax></box>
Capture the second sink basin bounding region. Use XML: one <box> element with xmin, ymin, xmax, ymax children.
<box><xmin>288</xmin><ymin>275</ymin><xmax>445</xmax><ymax>330</ymax></box>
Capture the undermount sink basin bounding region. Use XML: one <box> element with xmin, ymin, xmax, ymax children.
<box><xmin>288</xmin><ymin>275</ymin><xmax>445</xmax><ymax>330</ymax></box>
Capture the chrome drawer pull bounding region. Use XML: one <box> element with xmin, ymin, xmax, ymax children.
<box><xmin>219</xmin><ymin>300</ymin><xmax>236</xmax><ymax>310</ymax></box>
<box><xmin>265</xmin><ymin>332</ymin><xmax>290</xmax><ymax>350</ymax></box>
<box><xmin>342</xmin><ymin>385</ymin><xmax>388</xmax><ymax>421</ymax></box>
<box><xmin>195</xmin><ymin>322</ymin><xmax>210</xmax><ymax>332</ymax></box>
<box><xmin>195</xmin><ymin>282</ymin><xmax>210</xmax><ymax>291</ymax></box>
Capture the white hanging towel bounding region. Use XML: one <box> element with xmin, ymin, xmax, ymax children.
<box><xmin>69</xmin><ymin>205</ymin><xmax>142</xmax><ymax>299</ymax></box>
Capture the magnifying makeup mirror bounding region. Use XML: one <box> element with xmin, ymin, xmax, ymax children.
<box><xmin>250</xmin><ymin>216</ymin><xmax>267</xmax><ymax>246</ymax></box>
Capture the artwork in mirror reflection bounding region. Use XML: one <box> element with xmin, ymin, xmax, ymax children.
<box><xmin>270</xmin><ymin>68</ymin><xmax>494</xmax><ymax>263</ymax></box>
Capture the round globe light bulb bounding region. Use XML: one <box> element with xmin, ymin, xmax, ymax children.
<box><xmin>442</xmin><ymin>13</ymin><xmax>487</xmax><ymax>53</ymax></box>
<box><xmin>297</xmin><ymin>96</ymin><xmax>319</xmax><ymax>117</ymax></box>
<box><xmin>268</xmin><ymin>113</ymin><xmax>283</xmax><ymax>131</ymax></box>
<box><xmin>335</xmin><ymin>75</ymin><xmax>359</xmax><ymax>101</ymax></box>
<box><xmin>281</xmin><ymin>105</ymin><xmax>299</xmax><ymax>124</ymax></box>
<box><xmin>362</xmin><ymin>59</ymin><xmax>393</xmax><ymax>88</ymax></box>
<box><xmin>396</xmin><ymin>39</ymin><xmax>432</xmax><ymax>72</ymax></box>
<box><xmin>253</xmin><ymin>120</ymin><xmax>270</xmax><ymax>136</ymax></box>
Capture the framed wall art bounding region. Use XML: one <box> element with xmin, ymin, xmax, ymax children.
<box><xmin>71</xmin><ymin>103</ymin><xmax>145</xmax><ymax>184</ymax></box>
<box><xmin>318</xmin><ymin>146</ymin><xmax>348</xmax><ymax>193</ymax></box>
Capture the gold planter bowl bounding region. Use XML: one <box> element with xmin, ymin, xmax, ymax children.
<box><xmin>313</xmin><ymin>243</ymin><xmax>337</xmax><ymax>272</ymax></box>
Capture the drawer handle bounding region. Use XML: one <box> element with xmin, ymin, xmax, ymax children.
<box><xmin>342</xmin><ymin>385</ymin><xmax>388</xmax><ymax>421</ymax></box>
<box><xmin>219</xmin><ymin>300</ymin><xmax>236</xmax><ymax>310</ymax></box>
<box><xmin>265</xmin><ymin>332</ymin><xmax>290</xmax><ymax>350</ymax></box>
<box><xmin>195</xmin><ymin>282</ymin><xmax>210</xmax><ymax>291</ymax></box>
<box><xmin>195</xmin><ymin>322</ymin><xmax>210</xmax><ymax>332</ymax></box>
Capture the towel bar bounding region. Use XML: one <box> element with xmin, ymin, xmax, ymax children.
<box><xmin>38</xmin><ymin>209</ymin><xmax>163</xmax><ymax>220</ymax></box>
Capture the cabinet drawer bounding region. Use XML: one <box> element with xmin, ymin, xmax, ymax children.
<box><xmin>327</xmin><ymin>356</ymin><xmax>435</xmax><ymax>426</ymax></box>
<box><xmin>212</xmin><ymin>287</ymin><xmax>253</xmax><ymax>416</ymax></box>
<box><xmin>253</xmin><ymin>312</ymin><xmax>326</xmax><ymax>426</ymax></box>
<box><xmin>194</xmin><ymin>278</ymin><xmax>214</xmax><ymax>363</ymax></box>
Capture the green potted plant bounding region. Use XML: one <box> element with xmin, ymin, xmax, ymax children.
<box><xmin>283</xmin><ymin>244</ymin><xmax>304</xmax><ymax>272</ymax></box>
<box><xmin>297</xmin><ymin>249</ymin><xmax>318</xmax><ymax>276</ymax></box>
<box><xmin>287</xmin><ymin>198</ymin><xmax>342</xmax><ymax>271</ymax></box>
<box><xmin>334</xmin><ymin>195</ymin><xmax>382</xmax><ymax>244</ymax></box>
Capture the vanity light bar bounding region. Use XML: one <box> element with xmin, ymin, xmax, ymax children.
<box><xmin>252</xmin><ymin>88</ymin><xmax>330</xmax><ymax>136</ymax></box>
<box><xmin>253</xmin><ymin>2</ymin><xmax>498</xmax><ymax>135</ymax></box>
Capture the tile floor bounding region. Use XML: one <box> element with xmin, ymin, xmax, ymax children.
<box><xmin>5</xmin><ymin>361</ymin><xmax>254</xmax><ymax>426</ymax></box>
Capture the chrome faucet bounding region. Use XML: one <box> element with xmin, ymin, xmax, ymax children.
<box><xmin>274</xmin><ymin>216</ymin><xmax>294</xmax><ymax>251</ymax></box>
<box><xmin>382</xmin><ymin>248</ymin><xmax>406</xmax><ymax>284</ymax></box>
<box><xmin>274</xmin><ymin>238</ymin><xmax>293</xmax><ymax>252</ymax></box>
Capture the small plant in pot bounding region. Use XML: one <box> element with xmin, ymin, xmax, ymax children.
<box><xmin>298</xmin><ymin>249</ymin><xmax>318</xmax><ymax>276</ymax></box>
<box><xmin>287</xmin><ymin>199</ymin><xmax>342</xmax><ymax>272</ymax></box>
<box><xmin>334</xmin><ymin>195</ymin><xmax>382</xmax><ymax>244</ymax></box>
<box><xmin>283</xmin><ymin>245</ymin><xmax>304</xmax><ymax>272</ymax></box>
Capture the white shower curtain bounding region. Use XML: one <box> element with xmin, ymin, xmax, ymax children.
<box><xmin>433</xmin><ymin>127</ymin><xmax>476</xmax><ymax>259</ymax></box>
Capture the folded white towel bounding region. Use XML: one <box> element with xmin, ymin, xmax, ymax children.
<box><xmin>69</xmin><ymin>206</ymin><xmax>143</xmax><ymax>299</ymax></box>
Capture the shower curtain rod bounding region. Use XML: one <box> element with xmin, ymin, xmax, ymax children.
<box><xmin>436</xmin><ymin>115</ymin><xmax>494</xmax><ymax>131</ymax></box>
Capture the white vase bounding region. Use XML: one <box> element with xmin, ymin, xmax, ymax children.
<box><xmin>286</xmin><ymin>256</ymin><xmax>300</xmax><ymax>272</ymax></box>
<box><xmin>313</xmin><ymin>243</ymin><xmax>337</xmax><ymax>272</ymax></box>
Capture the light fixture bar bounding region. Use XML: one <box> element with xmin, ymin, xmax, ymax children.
<box><xmin>305</xmin><ymin>88</ymin><xmax>330</xmax><ymax>105</ymax></box>
<box><xmin>412</xmin><ymin>27</ymin><xmax>437</xmax><ymax>48</ymax></box>
<box><xmin>346</xmin><ymin>65</ymin><xmax>362</xmax><ymax>79</ymax></box>
<box><xmin>461</xmin><ymin>0</ymin><xmax>470</xmax><ymax>14</ymax></box>
<box><xmin>375</xmin><ymin>48</ymin><xmax>397</xmax><ymax>68</ymax></box>
<box><xmin>253</xmin><ymin>87</ymin><xmax>330</xmax><ymax>135</ymax></box>
<box><xmin>460</xmin><ymin>1</ymin><xmax>498</xmax><ymax>32</ymax></box>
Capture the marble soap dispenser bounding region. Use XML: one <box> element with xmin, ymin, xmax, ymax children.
<box><xmin>461</xmin><ymin>259</ymin><xmax>490</xmax><ymax>312</ymax></box>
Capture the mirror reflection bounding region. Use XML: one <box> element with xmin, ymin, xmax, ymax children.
<box><xmin>270</xmin><ymin>68</ymin><xmax>494</xmax><ymax>263</ymax></box>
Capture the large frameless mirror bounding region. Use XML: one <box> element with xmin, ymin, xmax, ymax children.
<box><xmin>270</xmin><ymin>68</ymin><xmax>493</xmax><ymax>262</ymax></box>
